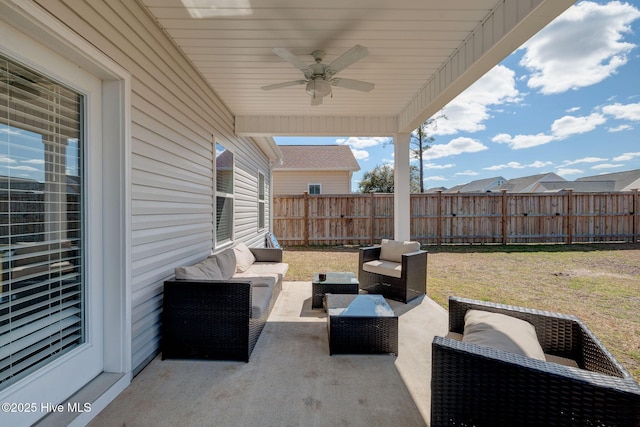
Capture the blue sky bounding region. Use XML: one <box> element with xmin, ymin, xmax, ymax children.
<box><xmin>276</xmin><ymin>1</ymin><xmax>640</xmax><ymax>192</ymax></box>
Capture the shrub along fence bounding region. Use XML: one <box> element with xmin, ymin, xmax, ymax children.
<box><xmin>272</xmin><ymin>190</ymin><xmax>640</xmax><ymax>246</ymax></box>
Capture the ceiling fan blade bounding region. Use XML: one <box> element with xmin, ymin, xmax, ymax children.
<box><xmin>261</xmin><ymin>80</ymin><xmax>307</xmax><ymax>91</ymax></box>
<box><xmin>331</xmin><ymin>78</ymin><xmax>375</xmax><ymax>92</ymax></box>
<box><xmin>311</xmin><ymin>96</ymin><xmax>323</xmax><ymax>106</ymax></box>
<box><xmin>272</xmin><ymin>47</ymin><xmax>311</xmax><ymax>73</ymax></box>
<box><xmin>327</xmin><ymin>45</ymin><xmax>369</xmax><ymax>74</ymax></box>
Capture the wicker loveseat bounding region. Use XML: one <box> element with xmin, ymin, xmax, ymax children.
<box><xmin>431</xmin><ymin>296</ymin><xmax>640</xmax><ymax>427</ymax></box>
<box><xmin>162</xmin><ymin>244</ymin><xmax>287</xmax><ymax>362</ymax></box>
<box><xmin>358</xmin><ymin>239</ymin><xmax>427</xmax><ymax>303</ymax></box>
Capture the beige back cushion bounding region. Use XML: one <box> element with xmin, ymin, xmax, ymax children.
<box><xmin>214</xmin><ymin>248</ymin><xmax>236</xmax><ymax>280</ymax></box>
<box><xmin>379</xmin><ymin>239</ymin><xmax>421</xmax><ymax>262</ymax></box>
<box><xmin>175</xmin><ymin>256</ymin><xmax>223</xmax><ymax>280</ymax></box>
<box><xmin>462</xmin><ymin>310</ymin><xmax>546</xmax><ymax>361</ymax></box>
<box><xmin>233</xmin><ymin>242</ymin><xmax>256</xmax><ymax>273</ymax></box>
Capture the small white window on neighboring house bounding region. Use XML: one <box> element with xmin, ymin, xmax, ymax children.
<box><xmin>215</xmin><ymin>142</ymin><xmax>234</xmax><ymax>244</ymax></box>
<box><xmin>308</xmin><ymin>183</ymin><xmax>321</xmax><ymax>195</ymax></box>
<box><xmin>258</xmin><ymin>171</ymin><xmax>265</xmax><ymax>230</ymax></box>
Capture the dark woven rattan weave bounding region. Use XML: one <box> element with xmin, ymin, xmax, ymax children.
<box><xmin>358</xmin><ymin>245</ymin><xmax>427</xmax><ymax>303</ymax></box>
<box><xmin>311</xmin><ymin>272</ymin><xmax>359</xmax><ymax>309</ymax></box>
<box><xmin>431</xmin><ymin>296</ymin><xmax>640</xmax><ymax>427</ymax></box>
<box><xmin>326</xmin><ymin>294</ymin><xmax>398</xmax><ymax>355</ymax></box>
<box><xmin>161</xmin><ymin>248</ymin><xmax>283</xmax><ymax>362</ymax></box>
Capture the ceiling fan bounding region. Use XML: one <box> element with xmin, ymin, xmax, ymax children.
<box><xmin>261</xmin><ymin>45</ymin><xmax>375</xmax><ymax>105</ymax></box>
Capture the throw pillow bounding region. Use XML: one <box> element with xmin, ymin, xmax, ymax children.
<box><xmin>175</xmin><ymin>264</ymin><xmax>208</xmax><ymax>280</ymax></box>
<box><xmin>462</xmin><ymin>309</ymin><xmax>546</xmax><ymax>361</ymax></box>
<box><xmin>213</xmin><ymin>248</ymin><xmax>236</xmax><ymax>280</ymax></box>
<box><xmin>379</xmin><ymin>239</ymin><xmax>421</xmax><ymax>262</ymax></box>
<box><xmin>233</xmin><ymin>242</ymin><xmax>256</xmax><ymax>273</ymax></box>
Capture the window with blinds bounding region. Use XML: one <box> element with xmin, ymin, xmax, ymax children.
<box><xmin>0</xmin><ymin>54</ymin><xmax>84</xmax><ymax>391</ymax></box>
<box><xmin>215</xmin><ymin>142</ymin><xmax>233</xmax><ymax>244</ymax></box>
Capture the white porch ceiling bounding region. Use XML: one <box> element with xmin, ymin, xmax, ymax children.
<box><xmin>140</xmin><ymin>0</ymin><xmax>575</xmax><ymax>136</ymax></box>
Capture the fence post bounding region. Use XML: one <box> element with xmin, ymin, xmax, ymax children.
<box><xmin>633</xmin><ymin>189</ymin><xmax>638</xmax><ymax>243</ymax></box>
<box><xmin>303</xmin><ymin>192</ymin><xmax>309</xmax><ymax>246</ymax></box>
<box><xmin>501</xmin><ymin>189</ymin><xmax>508</xmax><ymax>245</ymax></box>
<box><xmin>437</xmin><ymin>190</ymin><xmax>442</xmax><ymax>246</ymax></box>
<box><xmin>567</xmin><ymin>189</ymin><xmax>573</xmax><ymax>244</ymax></box>
<box><xmin>369</xmin><ymin>191</ymin><xmax>375</xmax><ymax>245</ymax></box>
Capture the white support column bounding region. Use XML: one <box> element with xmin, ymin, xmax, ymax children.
<box><xmin>393</xmin><ymin>133</ymin><xmax>411</xmax><ymax>241</ymax></box>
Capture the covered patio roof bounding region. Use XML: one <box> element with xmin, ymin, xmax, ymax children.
<box><xmin>141</xmin><ymin>0</ymin><xmax>576</xmax><ymax>137</ymax></box>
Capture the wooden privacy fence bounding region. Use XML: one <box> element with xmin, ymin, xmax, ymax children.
<box><xmin>272</xmin><ymin>190</ymin><xmax>640</xmax><ymax>246</ymax></box>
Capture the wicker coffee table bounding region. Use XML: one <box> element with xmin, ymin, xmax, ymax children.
<box><xmin>325</xmin><ymin>294</ymin><xmax>398</xmax><ymax>355</ymax></box>
<box><xmin>311</xmin><ymin>271</ymin><xmax>359</xmax><ymax>309</ymax></box>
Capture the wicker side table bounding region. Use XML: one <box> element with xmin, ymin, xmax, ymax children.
<box><xmin>311</xmin><ymin>271</ymin><xmax>359</xmax><ymax>309</ymax></box>
<box><xmin>325</xmin><ymin>293</ymin><xmax>398</xmax><ymax>355</ymax></box>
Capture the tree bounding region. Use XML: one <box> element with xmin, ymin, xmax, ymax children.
<box><xmin>358</xmin><ymin>164</ymin><xmax>421</xmax><ymax>193</ymax></box>
<box><xmin>411</xmin><ymin>113</ymin><xmax>447</xmax><ymax>193</ymax></box>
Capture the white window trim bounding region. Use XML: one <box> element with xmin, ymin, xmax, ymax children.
<box><xmin>257</xmin><ymin>170</ymin><xmax>266</xmax><ymax>231</ymax></box>
<box><xmin>0</xmin><ymin>2</ymin><xmax>131</xmax><ymax>425</ymax></box>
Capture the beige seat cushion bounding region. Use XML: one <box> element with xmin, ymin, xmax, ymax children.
<box><xmin>233</xmin><ymin>242</ymin><xmax>256</xmax><ymax>273</ymax></box>
<box><xmin>362</xmin><ymin>259</ymin><xmax>402</xmax><ymax>278</ymax></box>
<box><xmin>379</xmin><ymin>239</ymin><xmax>421</xmax><ymax>262</ymax></box>
<box><xmin>239</xmin><ymin>262</ymin><xmax>289</xmax><ymax>281</ymax></box>
<box><xmin>462</xmin><ymin>310</ymin><xmax>546</xmax><ymax>361</ymax></box>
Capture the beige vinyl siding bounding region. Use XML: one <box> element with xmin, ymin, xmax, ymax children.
<box><xmin>274</xmin><ymin>170</ymin><xmax>352</xmax><ymax>194</ymax></box>
<box><xmin>36</xmin><ymin>0</ymin><xmax>272</xmax><ymax>373</ymax></box>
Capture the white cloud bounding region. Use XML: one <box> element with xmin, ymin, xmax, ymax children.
<box><xmin>592</xmin><ymin>163</ymin><xmax>623</xmax><ymax>170</ymax></box>
<box><xmin>8</xmin><ymin>165</ymin><xmax>38</xmax><ymax>172</ymax></box>
<box><xmin>22</xmin><ymin>159</ymin><xmax>45</xmax><ymax>165</ymax></box>
<box><xmin>492</xmin><ymin>112</ymin><xmax>607</xmax><ymax>149</ymax></box>
<box><xmin>455</xmin><ymin>170</ymin><xmax>479</xmax><ymax>176</ymax></box>
<box><xmin>484</xmin><ymin>160</ymin><xmax>552</xmax><ymax>171</ymax></box>
<box><xmin>424</xmin><ymin>137</ymin><xmax>488</xmax><ymax>159</ymax></box>
<box><xmin>520</xmin><ymin>1</ymin><xmax>640</xmax><ymax>94</ymax></box>
<box><xmin>613</xmin><ymin>152</ymin><xmax>640</xmax><ymax>161</ymax></box>
<box><xmin>556</xmin><ymin>168</ymin><xmax>584</xmax><ymax>176</ymax></box>
<box><xmin>608</xmin><ymin>124</ymin><xmax>633</xmax><ymax>132</ymax></box>
<box><xmin>433</xmin><ymin>65</ymin><xmax>520</xmax><ymax>136</ymax></box>
<box><xmin>566</xmin><ymin>106</ymin><xmax>581</xmax><ymax>113</ymax></box>
<box><xmin>551</xmin><ymin>113</ymin><xmax>606</xmax><ymax>139</ymax></box>
<box><xmin>0</xmin><ymin>155</ymin><xmax>16</xmax><ymax>164</ymax></box>
<box><xmin>484</xmin><ymin>162</ymin><xmax>526</xmax><ymax>171</ymax></box>
<box><xmin>562</xmin><ymin>157</ymin><xmax>608</xmax><ymax>166</ymax></box>
<box><xmin>491</xmin><ymin>132</ymin><xmax>555</xmax><ymax>149</ymax></box>
<box><xmin>602</xmin><ymin>102</ymin><xmax>640</xmax><ymax>121</ymax></box>
<box><xmin>425</xmin><ymin>175</ymin><xmax>447</xmax><ymax>181</ymax></box>
<box><xmin>350</xmin><ymin>148</ymin><xmax>369</xmax><ymax>161</ymax></box>
<box><xmin>528</xmin><ymin>161</ymin><xmax>554</xmax><ymax>168</ymax></box>
<box><xmin>425</xmin><ymin>163</ymin><xmax>455</xmax><ymax>169</ymax></box>
<box><xmin>336</xmin><ymin>137</ymin><xmax>390</xmax><ymax>149</ymax></box>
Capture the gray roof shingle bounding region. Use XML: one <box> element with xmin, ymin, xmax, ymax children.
<box><xmin>275</xmin><ymin>145</ymin><xmax>360</xmax><ymax>171</ymax></box>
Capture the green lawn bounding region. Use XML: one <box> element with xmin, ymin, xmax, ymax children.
<box><xmin>282</xmin><ymin>243</ymin><xmax>640</xmax><ymax>381</ymax></box>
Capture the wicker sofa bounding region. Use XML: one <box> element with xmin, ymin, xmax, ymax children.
<box><xmin>431</xmin><ymin>296</ymin><xmax>640</xmax><ymax>427</ymax></box>
<box><xmin>162</xmin><ymin>243</ymin><xmax>288</xmax><ymax>362</ymax></box>
<box><xmin>358</xmin><ymin>239</ymin><xmax>427</xmax><ymax>303</ymax></box>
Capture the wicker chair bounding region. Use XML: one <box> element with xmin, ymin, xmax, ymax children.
<box><xmin>358</xmin><ymin>243</ymin><xmax>427</xmax><ymax>303</ymax></box>
<box><xmin>431</xmin><ymin>296</ymin><xmax>640</xmax><ymax>427</ymax></box>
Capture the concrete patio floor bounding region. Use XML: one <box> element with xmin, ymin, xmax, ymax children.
<box><xmin>89</xmin><ymin>281</ymin><xmax>449</xmax><ymax>427</ymax></box>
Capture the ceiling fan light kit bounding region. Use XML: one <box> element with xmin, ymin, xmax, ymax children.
<box><xmin>262</xmin><ymin>45</ymin><xmax>374</xmax><ymax>106</ymax></box>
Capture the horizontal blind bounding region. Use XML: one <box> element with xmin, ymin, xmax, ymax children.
<box><xmin>0</xmin><ymin>53</ymin><xmax>84</xmax><ymax>390</ymax></box>
<box><xmin>215</xmin><ymin>142</ymin><xmax>233</xmax><ymax>243</ymax></box>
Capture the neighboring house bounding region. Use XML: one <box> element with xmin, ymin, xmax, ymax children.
<box><xmin>576</xmin><ymin>169</ymin><xmax>640</xmax><ymax>191</ymax></box>
<box><xmin>273</xmin><ymin>145</ymin><xmax>360</xmax><ymax>195</ymax></box>
<box><xmin>536</xmin><ymin>180</ymin><xmax>616</xmax><ymax>193</ymax></box>
<box><xmin>493</xmin><ymin>172</ymin><xmax>565</xmax><ymax>193</ymax></box>
<box><xmin>443</xmin><ymin>176</ymin><xmax>506</xmax><ymax>193</ymax></box>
